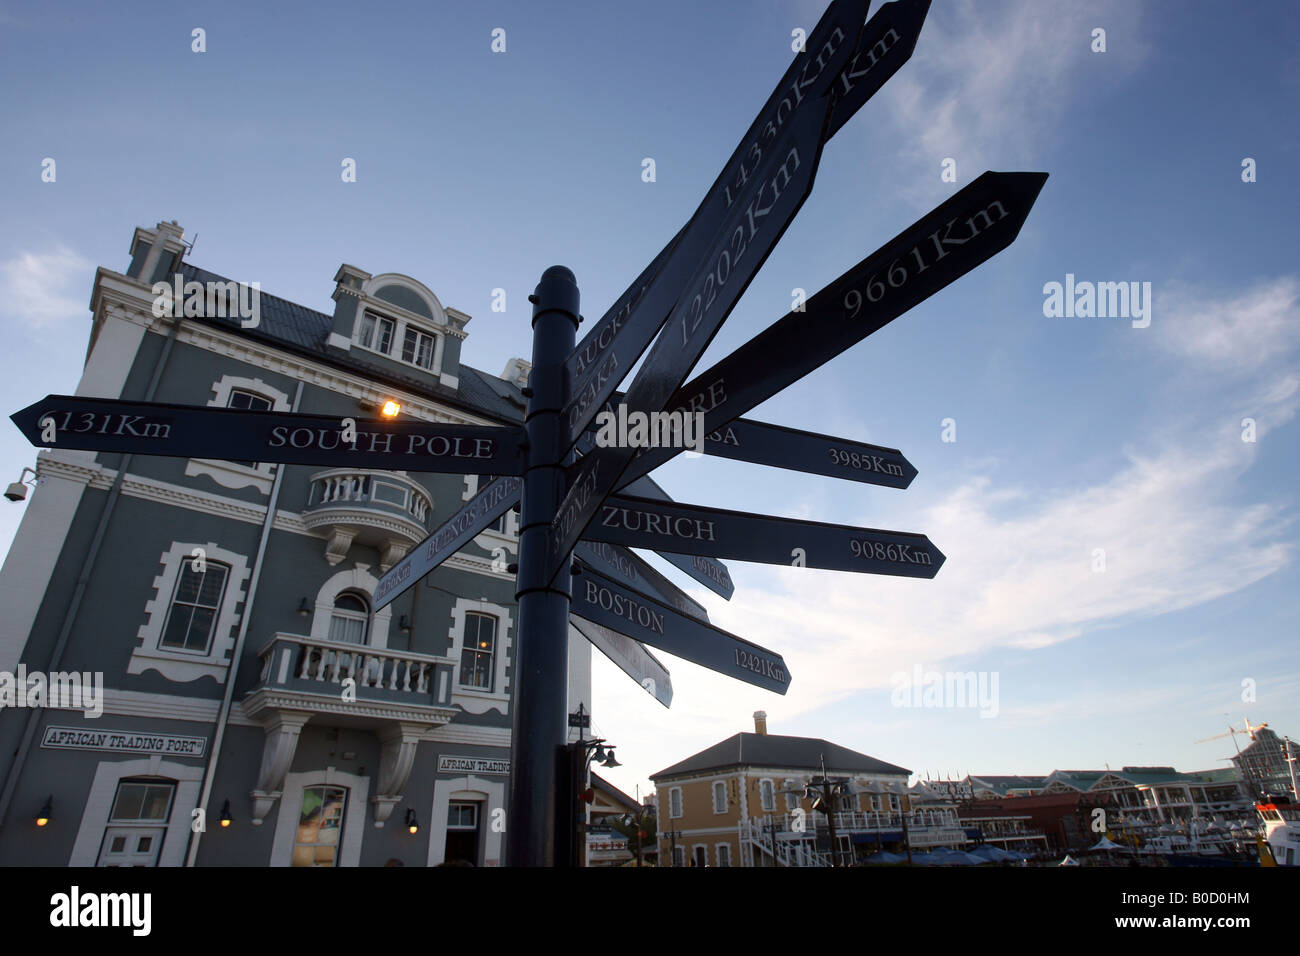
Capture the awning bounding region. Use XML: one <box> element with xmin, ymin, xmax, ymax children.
<box><xmin>851</xmin><ymin>831</ymin><xmax>904</xmax><ymax>844</ymax></box>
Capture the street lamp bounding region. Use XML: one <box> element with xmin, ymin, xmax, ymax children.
<box><xmin>564</xmin><ymin>704</ymin><xmax>621</xmax><ymax>867</ymax></box>
<box><xmin>804</xmin><ymin>753</ymin><xmax>854</xmax><ymax>867</ymax></box>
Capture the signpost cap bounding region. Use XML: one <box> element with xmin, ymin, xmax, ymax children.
<box><xmin>531</xmin><ymin>266</ymin><xmax>580</xmax><ymax>328</ymax></box>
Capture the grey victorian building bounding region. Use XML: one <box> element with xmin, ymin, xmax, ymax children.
<box><xmin>0</xmin><ymin>220</ymin><xmax>591</xmax><ymax>866</ymax></box>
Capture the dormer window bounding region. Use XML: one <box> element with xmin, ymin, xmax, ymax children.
<box><xmin>401</xmin><ymin>326</ymin><xmax>436</xmax><ymax>370</ymax></box>
<box><xmin>356</xmin><ymin>311</ymin><xmax>395</xmax><ymax>355</ymax></box>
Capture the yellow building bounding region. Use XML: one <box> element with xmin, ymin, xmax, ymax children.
<box><xmin>652</xmin><ymin>712</ymin><xmax>925</xmax><ymax>867</ymax></box>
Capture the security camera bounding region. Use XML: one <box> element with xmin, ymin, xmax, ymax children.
<box><xmin>5</xmin><ymin>481</ymin><xmax>27</xmax><ymax>502</ymax></box>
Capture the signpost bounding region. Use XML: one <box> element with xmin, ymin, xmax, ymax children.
<box><xmin>10</xmin><ymin>0</ymin><xmax>1048</xmax><ymax>868</ymax></box>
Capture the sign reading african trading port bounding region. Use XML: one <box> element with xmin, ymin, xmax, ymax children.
<box><xmin>570</xmin><ymin>568</ymin><xmax>790</xmax><ymax>694</ymax></box>
<box><xmin>41</xmin><ymin>726</ymin><xmax>207</xmax><ymax>757</ymax></box>
<box><xmin>438</xmin><ymin>755</ymin><xmax>510</xmax><ymax>776</ymax></box>
<box><xmin>374</xmin><ymin>476</ymin><xmax>522</xmax><ymax>609</ymax></box>
<box><xmin>11</xmin><ymin>395</ymin><xmax>525</xmax><ymax>476</ymax></box>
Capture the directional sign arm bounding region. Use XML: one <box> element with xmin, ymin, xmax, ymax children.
<box><xmin>571</xmin><ymin>567</ymin><xmax>791</xmax><ymax>694</ymax></box>
<box><xmin>574</xmin><ymin>541</ymin><xmax>709</xmax><ymax>623</ymax></box>
<box><xmin>560</xmin><ymin>0</ymin><xmax>872</xmax><ymax>449</ymax></box>
<box><xmin>615</xmin><ymin>475</ymin><xmax>736</xmax><ymax>599</ymax></box>
<box><xmin>12</xmin><ymin>396</ymin><xmax>526</xmax><ymax>476</ymax></box>
<box><xmin>619</xmin><ymin>170</ymin><xmax>1049</xmax><ymax>485</ymax></box>
<box><xmin>374</xmin><ymin>476</ymin><xmax>522</xmax><ymax>609</ymax></box>
<box><xmin>570</xmin><ymin>618</ymin><xmax>673</xmax><ymax>708</ymax></box>
<box><xmin>683</xmin><ymin>418</ymin><xmax>917</xmax><ymax>489</ymax></box>
<box><xmin>586</xmin><ymin>494</ymin><xmax>945</xmax><ymax>579</ymax></box>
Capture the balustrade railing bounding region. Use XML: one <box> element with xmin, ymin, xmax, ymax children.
<box><xmin>255</xmin><ymin>633</ymin><xmax>454</xmax><ymax>707</ymax></box>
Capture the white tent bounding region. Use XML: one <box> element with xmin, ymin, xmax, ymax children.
<box><xmin>1058</xmin><ymin>855</ymin><xmax>1080</xmax><ymax>866</ymax></box>
<box><xmin>1089</xmin><ymin>836</ymin><xmax>1122</xmax><ymax>851</ymax></box>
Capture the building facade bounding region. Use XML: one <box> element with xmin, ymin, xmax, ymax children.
<box><xmin>0</xmin><ymin>220</ymin><xmax>591</xmax><ymax>866</ymax></box>
<box><xmin>652</xmin><ymin>712</ymin><xmax>965</xmax><ymax>866</ymax></box>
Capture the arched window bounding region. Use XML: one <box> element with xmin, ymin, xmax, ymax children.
<box><xmin>328</xmin><ymin>592</ymin><xmax>368</xmax><ymax>645</ymax></box>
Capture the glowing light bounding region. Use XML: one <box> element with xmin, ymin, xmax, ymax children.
<box><xmin>381</xmin><ymin>400</ymin><xmax>401</xmax><ymax>418</ymax></box>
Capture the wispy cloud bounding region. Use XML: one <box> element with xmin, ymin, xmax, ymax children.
<box><xmin>883</xmin><ymin>0</ymin><xmax>1149</xmax><ymax>174</ymax></box>
<box><xmin>0</xmin><ymin>247</ymin><xmax>93</xmax><ymax>330</ymax></box>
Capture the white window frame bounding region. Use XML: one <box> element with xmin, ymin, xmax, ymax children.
<box><xmin>271</xmin><ymin>768</ymin><xmax>369</xmax><ymax>867</ymax></box>
<box><xmin>785</xmin><ymin>779</ymin><xmax>800</xmax><ymax>812</ymax></box>
<box><xmin>759</xmin><ymin>778</ymin><xmax>776</xmax><ymax>812</ymax></box>
<box><xmin>185</xmin><ymin>375</ymin><xmax>290</xmax><ymax>494</ymax></box>
<box><xmin>716</xmin><ymin>843</ymin><xmax>732</xmax><ymax>867</ymax></box>
<box><xmin>448</xmin><ymin>598</ymin><xmax>514</xmax><ymax>715</ymax></box>
<box><xmin>669</xmin><ymin>787</ymin><xmax>683</xmax><ymax>819</ymax></box>
<box><xmin>672</xmin><ymin>846</ymin><xmax>686</xmax><ymax>867</ymax></box>
<box><xmin>712</xmin><ymin>780</ymin><xmax>727</xmax><ymax>814</ymax></box>
<box><xmin>354</xmin><ymin>306</ymin><xmax>445</xmax><ymax>377</ymax></box>
<box><xmin>129</xmin><ymin>541</ymin><xmax>251</xmax><ymax>683</ymax></box>
<box><xmin>309</xmin><ymin>566</ymin><xmax>392</xmax><ymax>649</ymax></box>
<box><xmin>69</xmin><ymin>757</ymin><xmax>203</xmax><ymax>867</ymax></box>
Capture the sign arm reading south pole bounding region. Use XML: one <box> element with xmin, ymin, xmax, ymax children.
<box><xmin>11</xmin><ymin>396</ymin><xmax>526</xmax><ymax>476</ymax></box>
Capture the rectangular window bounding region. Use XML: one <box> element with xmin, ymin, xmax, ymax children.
<box><xmin>160</xmin><ymin>560</ymin><xmax>229</xmax><ymax>653</ymax></box>
<box><xmin>760</xmin><ymin>779</ymin><xmax>775</xmax><ymax>812</ymax></box>
<box><xmin>227</xmin><ymin>389</ymin><xmax>272</xmax><ymax>467</ymax></box>
<box><xmin>459</xmin><ymin>613</ymin><xmax>497</xmax><ymax>690</ymax></box>
<box><xmin>669</xmin><ymin>788</ymin><xmax>683</xmax><ymax>818</ymax></box>
<box><xmin>292</xmin><ymin>785</ymin><xmax>347</xmax><ymax>867</ymax></box>
<box><xmin>476</xmin><ymin>476</ymin><xmax>507</xmax><ymax>533</ymax></box>
<box><xmin>358</xmin><ymin>311</ymin><xmax>395</xmax><ymax>354</ymax></box>
<box><xmin>717</xmin><ymin>844</ymin><xmax>731</xmax><ymax>867</ymax></box>
<box><xmin>672</xmin><ymin>846</ymin><xmax>685</xmax><ymax>867</ymax></box>
<box><xmin>448</xmin><ymin>802</ymin><xmax>479</xmax><ymax>830</ymax></box>
<box><xmin>401</xmin><ymin>327</ymin><xmax>436</xmax><ymax>370</ymax></box>
<box><xmin>98</xmin><ymin>780</ymin><xmax>175</xmax><ymax>867</ymax></box>
<box><xmin>713</xmin><ymin>781</ymin><xmax>727</xmax><ymax>814</ymax></box>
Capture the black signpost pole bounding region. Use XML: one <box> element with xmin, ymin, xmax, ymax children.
<box><xmin>506</xmin><ymin>267</ymin><xmax>580</xmax><ymax>867</ymax></box>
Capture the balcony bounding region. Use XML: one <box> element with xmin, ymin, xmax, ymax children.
<box><xmin>300</xmin><ymin>470</ymin><xmax>434</xmax><ymax>569</ymax></box>
<box><xmin>244</xmin><ymin>632</ymin><xmax>458</xmax><ymax>726</ymax></box>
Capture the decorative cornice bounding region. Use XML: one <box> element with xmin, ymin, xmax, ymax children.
<box><xmin>242</xmin><ymin>687</ymin><xmax>458</xmax><ymax>725</ymax></box>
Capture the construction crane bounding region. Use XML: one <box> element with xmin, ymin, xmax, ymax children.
<box><xmin>1195</xmin><ymin>719</ymin><xmax>1267</xmax><ymax>745</ymax></box>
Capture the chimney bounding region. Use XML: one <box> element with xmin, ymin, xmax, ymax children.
<box><xmin>753</xmin><ymin>711</ymin><xmax>767</xmax><ymax>735</ymax></box>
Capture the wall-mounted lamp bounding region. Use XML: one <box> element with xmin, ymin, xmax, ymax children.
<box><xmin>36</xmin><ymin>795</ymin><xmax>52</xmax><ymax>827</ymax></box>
<box><xmin>406</xmin><ymin>808</ymin><xmax>419</xmax><ymax>835</ymax></box>
<box><xmin>361</xmin><ymin>398</ymin><xmax>402</xmax><ymax>418</ymax></box>
<box><xmin>297</xmin><ymin>598</ymin><xmax>311</xmax><ymax>617</ymax></box>
<box><xmin>399</xmin><ymin>615</ymin><xmax>411</xmax><ymax>636</ymax></box>
<box><xmin>219</xmin><ymin>799</ymin><xmax>232</xmax><ymax>828</ymax></box>
<box><xmin>5</xmin><ymin>467</ymin><xmax>39</xmax><ymax>503</ymax></box>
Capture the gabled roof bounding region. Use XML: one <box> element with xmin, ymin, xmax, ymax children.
<box><xmin>969</xmin><ymin>774</ymin><xmax>1048</xmax><ymax>794</ymax></box>
<box><xmin>651</xmin><ymin>733</ymin><xmax>910</xmax><ymax>780</ymax></box>
<box><xmin>590</xmin><ymin>773</ymin><xmax>642</xmax><ymax>814</ymax></box>
<box><xmin>177</xmin><ymin>262</ymin><xmax>525</xmax><ymax>425</ymax></box>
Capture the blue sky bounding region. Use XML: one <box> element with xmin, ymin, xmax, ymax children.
<box><xmin>1</xmin><ymin>0</ymin><xmax>1297</xmax><ymax>799</ymax></box>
